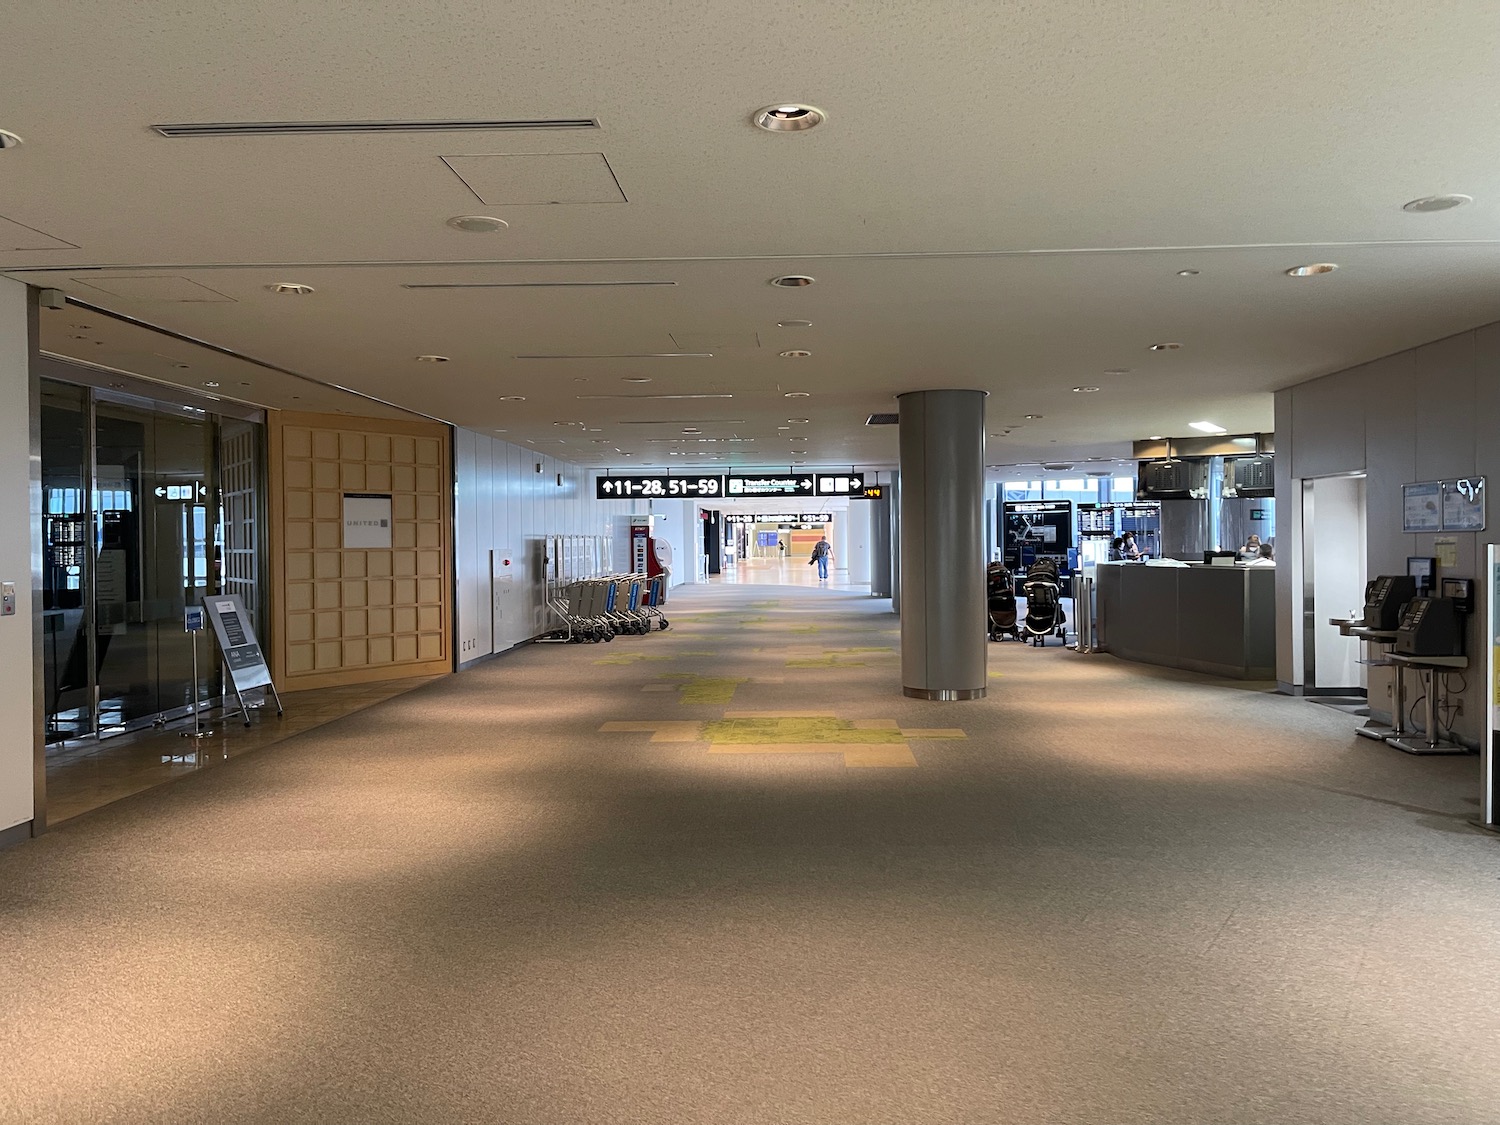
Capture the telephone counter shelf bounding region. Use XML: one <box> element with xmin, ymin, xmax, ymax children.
<box><xmin>1387</xmin><ymin>653</ymin><xmax>1468</xmax><ymax>670</ymax></box>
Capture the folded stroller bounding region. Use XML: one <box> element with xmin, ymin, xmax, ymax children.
<box><xmin>987</xmin><ymin>563</ymin><xmax>1020</xmax><ymax>641</ymax></box>
<box><xmin>1021</xmin><ymin>558</ymin><xmax>1068</xmax><ymax>647</ymax></box>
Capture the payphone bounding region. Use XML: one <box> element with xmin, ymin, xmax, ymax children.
<box><xmin>1362</xmin><ymin>575</ymin><xmax>1417</xmax><ymax>631</ymax></box>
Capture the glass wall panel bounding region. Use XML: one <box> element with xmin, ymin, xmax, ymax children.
<box><xmin>39</xmin><ymin>376</ymin><xmax>263</xmax><ymax>743</ymax></box>
<box><xmin>40</xmin><ymin>382</ymin><xmax>91</xmax><ymax>742</ymax></box>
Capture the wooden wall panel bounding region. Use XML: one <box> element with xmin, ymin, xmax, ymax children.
<box><xmin>269</xmin><ymin>411</ymin><xmax>451</xmax><ymax>691</ymax></box>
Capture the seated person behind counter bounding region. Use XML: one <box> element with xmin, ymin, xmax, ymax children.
<box><xmin>1246</xmin><ymin>543</ymin><xmax>1275</xmax><ymax>566</ymax></box>
<box><xmin>1237</xmin><ymin>534</ymin><xmax>1263</xmax><ymax>561</ymax></box>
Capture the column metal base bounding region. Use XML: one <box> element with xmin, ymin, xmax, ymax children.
<box><xmin>903</xmin><ymin>687</ymin><xmax>986</xmax><ymax>701</ymax></box>
<box><xmin>1354</xmin><ymin>724</ymin><xmax>1394</xmax><ymax>741</ymax></box>
<box><xmin>1385</xmin><ymin>735</ymin><xmax>1468</xmax><ymax>755</ymax></box>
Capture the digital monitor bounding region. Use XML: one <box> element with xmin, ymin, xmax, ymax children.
<box><xmin>1203</xmin><ymin>550</ymin><xmax>1238</xmax><ymax>565</ymax></box>
<box><xmin>1407</xmin><ymin>556</ymin><xmax>1436</xmax><ymax>595</ymax></box>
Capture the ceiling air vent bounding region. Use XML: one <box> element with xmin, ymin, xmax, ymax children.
<box><xmin>866</xmin><ymin>412</ymin><xmax>899</xmax><ymax>426</ymax></box>
<box><xmin>151</xmin><ymin>118</ymin><xmax>600</xmax><ymax>138</ymax></box>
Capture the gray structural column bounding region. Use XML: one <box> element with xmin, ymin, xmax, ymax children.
<box><xmin>869</xmin><ymin>494</ymin><xmax>892</xmax><ymax>599</ymax></box>
<box><xmin>897</xmin><ymin>390</ymin><xmax>986</xmax><ymax>700</ymax></box>
<box><xmin>888</xmin><ymin>470</ymin><xmax>901</xmax><ymax>616</ymax></box>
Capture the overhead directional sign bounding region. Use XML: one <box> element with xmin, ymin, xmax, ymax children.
<box><xmin>596</xmin><ymin>474</ymin><xmax>725</xmax><ymax>499</ymax></box>
<box><xmin>726</xmin><ymin>474</ymin><xmax>814</xmax><ymax>497</ymax></box>
<box><xmin>816</xmin><ymin>473</ymin><xmax>866</xmax><ymax>497</ymax></box>
<box><xmin>725</xmin><ymin>512</ymin><xmax>832</xmax><ymax>525</ymax></box>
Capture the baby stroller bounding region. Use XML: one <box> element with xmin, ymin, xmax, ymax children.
<box><xmin>1021</xmin><ymin>558</ymin><xmax>1068</xmax><ymax>646</ymax></box>
<box><xmin>987</xmin><ymin>563</ymin><xmax>1020</xmax><ymax>641</ymax></box>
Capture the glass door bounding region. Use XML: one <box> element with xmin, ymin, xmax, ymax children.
<box><xmin>93</xmin><ymin>399</ymin><xmax>221</xmax><ymax>734</ymax></box>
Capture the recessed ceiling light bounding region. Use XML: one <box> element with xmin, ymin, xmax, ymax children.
<box><xmin>1285</xmin><ymin>263</ymin><xmax>1338</xmax><ymax>277</ymax></box>
<box><xmin>267</xmin><ymin>283</ymin><xmax>315</xmax><ymax>295</ymax></box>
<box><xmin>499</xmin><ymin>395</ymin><xmax>526</xmax><ymax>401</ymax></box>
<box><xmin>173</xmin><ymin>363</ymin><xmax>191</xmax><ymax>370</ymax></box>
<box><xmin>784</xmin><ymin>391</ymin><xmax>810</xmax><ymax>398</ymax></box>
<box><xmin>1148</xmin><ymin>342</ymin><xmax>1181</xmax><ymax>351</ymax></box>
<box><xmin>682</xmin><ymin>428</ymin><xmax>701</xmax><ymax>434</ymax></box>
<box><xmin>1403</xmin><ymin>194</ymin><xmax>1471</xmax><ymax>213</ymax></box>
<box><xmin>1072</xmin><ymin>386</ymin><xmax>1100</xmax><ymax>393</ymax></box>
<box><xmin>238</xmin><ymin>381</ymin><xmax>251</xmax><ymax>387</ymax></box>
<box><xmin>777</xmin><ymin>320</ymin><xmax>813</xmax><ymax>328</ymax></box>
<box><xmin>1104</xmin><ymin>369</ymin><xmax>1132</xmax><ymax>376</ymax></box>
<box><xmin>753</xmin><ymin>104</ymin><xmax>826</xmax><ymax>132</ymax></box>
<box><xmin>1023</xmin><ymin>414</ymin><xmax>1043</xmax><ymax>420</ymax></box>
<box><xmin>0</xmin><ymin>129</ymin><xmax>23</xmax><ymax>150</ymax></box>
<box><xmin>1149</xmin><ymin>435</ymin><xmax>1164</xmax><ymax>440</ymax></box>
<box><xmin>780</xmin><ymin>350</ymin><xmax>811</xmax><ymax>358</ymax></box>
<box><xmin>68</xmin><ymin>334</ymin><xmax>89</xmax><ymax>340</ymax></box>
<box><xmin>790</xmin><ymin>450</ymin><xmax>807</xmax><ymax>454</ymax></box>
<box><xmin>446</xmin><ymin>215</ymin><xmax>509</xmax><ymax>233</ymax></box>
<box><xmin>202</xmin><ymin>381</ymin><xmax>220</xmax><ymax>388</ymax></box>
<box><xmin>787</xmin><ymin>418</ymin><xmax>809</xmax><ymax>423</ymax></box>
<box><xmin>415</xmin><ymin>354</ymin><xmax>449</xmax><ymax>362</ymax></box>
<box><xmin>622</xmin><ymin>376</ymin><xmax>652</xmax><ymax>383</ymax></box>
<box><xmin>1188</xmin><ymin>420</ymin><xmax>1227</xmax><ymax>434</ymax></box>
<box><xmin>770</xmin><ymin>275</ymin><xmax>815</xmax><ymax>288</ymax></box>
<box><xmin>1176</xmin><ymin>269</ymin><xmax>1200</xmax><ymax>277</ymax></box>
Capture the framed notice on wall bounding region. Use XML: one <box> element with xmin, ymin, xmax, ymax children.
<box><xmin>1402</xmin><ymin>481</ymin><xmax>1443</xmax><ymax>533</ymax></box>
<box><xmin>343</xmin><ymin>493</ymin><xmax>393</xmax><ymax>548</ymax></box>
<box><xmin>1442</xmin><ymin>477</ymin><xmax>1486</xmax><ymax>532</ymax></box>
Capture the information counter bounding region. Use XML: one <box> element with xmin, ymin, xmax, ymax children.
<box><xmin>1093</xmin><ymin>562</ymin><xmax>1276</xmax><ymax>680</ymax></box>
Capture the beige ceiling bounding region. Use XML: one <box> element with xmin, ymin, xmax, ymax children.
<box><xmin>6</xmin><ymin>1</ymin><xmax>1500</xmax><ymax>471</ymax></box>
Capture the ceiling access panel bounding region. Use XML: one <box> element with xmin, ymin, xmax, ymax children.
<box><xmin>441</xmin><ymin>153</ymin><xmax>627</xmax><ymax>205</ymax></box>
<box><xmin>0</xmin><ymin>215</ymin><xmax>78</xmax><ymax>251</ymax></box>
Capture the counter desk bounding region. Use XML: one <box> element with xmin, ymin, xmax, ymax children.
<box><xmin>1093</xmin><ymin>561</ymin><xmax>1276</xmax><ymax>680</ymax></box>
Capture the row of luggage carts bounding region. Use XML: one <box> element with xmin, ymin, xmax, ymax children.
<box><xmin>546</xmin><ymin>573</ymin><xmax>669</xmax><ymax>643</ymax></box>
<box><xmin>987</xmin><ymin>559</ymin><xmax>1068</xmax><ymax>647</ymax></box>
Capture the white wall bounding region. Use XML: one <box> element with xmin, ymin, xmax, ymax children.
<box><xmin>649</xmin><ymin>499</ymin><xmax>696</xmax><ymax>587</ymax></box>
<box><xmin>0</xmin><ymin>279</ymin><xmax>36</xmax><ymax>835</ymax></box>
<box><xmin>845</xmin><ymin>500</ymin><xmax>872</xmax><ymax>584</ymax></box>
<box><xmin>1276</xmin><ymin>321</ymin><xmax>1500</xmax><ymax>742</ymax></box>
<box><xmin>454</xmin><ymin>430</ymin><xmax>647</xmax><ymax>664</ymax></box>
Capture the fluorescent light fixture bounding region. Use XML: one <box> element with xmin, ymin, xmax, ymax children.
<box><xmin>1188</xmin><ymin>420</ymin><xmax>1227</xmax><ymax>434</ymax></box>
<box><xmin>576</xmin><ymin>393</ymin><xmax>733</xmax><ymax>400</ymax></box>
<box><xmin>517</xmin><ymin>353</ymin><xmax>712</xmax><ymax>360</ymax></box>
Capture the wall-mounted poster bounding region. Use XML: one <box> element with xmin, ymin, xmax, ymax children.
<box><xmin>343</xmin><ymin>493</ymin><xmax>393</xmax><ymax>549</ymax></box>
<box><xmin>1441</xmin><ymin>477</ymin><xmax>1486</xmax><ymax>532</ymax></box>
<box><xmin>1402</xmin><ymin>481</ymin><xmax>1443</xmax><ymax>533</ymax></box>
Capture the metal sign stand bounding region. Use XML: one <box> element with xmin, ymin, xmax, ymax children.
<box><xmin>223</xmin><ymin>663</ymin><xmax>284</xmax><ymax>728</ymax></box>
<box><xmin>182</xmin><ymin>605</ymin><xmax>212</xmax><ymax>739</ymax></box>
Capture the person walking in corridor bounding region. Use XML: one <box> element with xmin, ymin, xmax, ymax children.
<box><xmin>811</xmin><ymin>536</ymin><xmax>833</xmax><ymax>580</ymax></box>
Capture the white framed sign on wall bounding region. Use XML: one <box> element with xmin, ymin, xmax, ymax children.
<box><xmin>343</xmin><ymin>493</ymin><xmax>393</xmax><ymax>549</ymax></box>
<box><xmin>1402</xmin><ymin>481</ymin><xmax>1443</xmax><ymax>533</ymax></box>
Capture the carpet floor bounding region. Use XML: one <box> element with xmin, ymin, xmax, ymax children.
<box><xmin>1</xmin><ymin>583</ymin><xmax>1496</xmax><ymax>1125</ymax></box>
